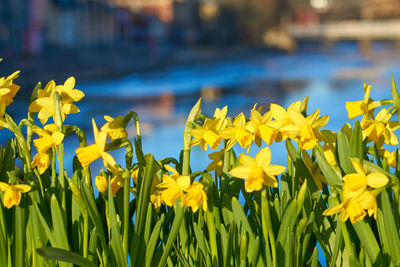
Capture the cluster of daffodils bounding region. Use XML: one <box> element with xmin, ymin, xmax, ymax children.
<box><xmin>158</xmin><ymin>165</ymin><xmax>207</xmax><ymax>213</ymax></box>
<box><xmin>190</xmin><ymin>101</ymin><xmax>329</xmax><ymax>153</ymax></box>
<box><xmin>323</xmin><ymin>159</ymin><xmax>389</xmax><ymax>223</ymax></box>
<box><xmin>346</xmin><ymin>84</ymin><xmax>400</xmax><ymax>165</ymax></box>
<box><xmin>0</xmin><ymin>67</ymin><xmax>397</xmax><ymax>230</ymax></box>
<box><xmin>190</xmin><ymin>101</ymin><xmax>329</xmax><ymax>193</ymax></box>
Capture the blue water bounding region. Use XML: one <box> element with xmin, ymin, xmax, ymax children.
<box><xmin>4</xmin><ymin>42</ymin><xmax>400</xmax><ymax>266</ymax></box>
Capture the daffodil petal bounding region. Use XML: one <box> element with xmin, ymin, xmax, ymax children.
<box><xmin>366</xmin><ymin>173</ymin><xmax>389</xmax><ymax>188</ymax></box>
<box><xmin>255</xmin><ymin>147</ymin><xmax>271</xmax><ymax>166</ymax></box>
<box><xmin>230</xmin><ymin>166</ymin><xmax>251</xmax><ymax>179</ymax></box>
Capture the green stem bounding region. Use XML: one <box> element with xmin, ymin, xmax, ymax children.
<box><xmin>206</xmin><ymin>205</ymin><xmax>219</xmax><ymax>266</ymax></box>
<box><xmin>123</xmin><ymin>170</ymin><xmax>130</xmax><ymax>257</ymax></box>
<box><xmin>262</xmin><ymin>188</ymin><xmax>277</xmax><ymax>267</ymax></box>
<box><xmin>182</xmin><ymin>149</ymin><xmax>190</xmax><ymax>175</ymax></box>
<box><xmin>341</xmin><ymin>222</ymin><xmax>356</xmax><ymax>259</ymax></box>
<box><xmin>221</xmin><ymin>147</ymin><xmax>231</xmax><ymax>194</ymax></box>
<box><xmin>27</xmin><ymin>82</ymin><xmax>40</xmax><ymax>153</ymax></box>
<box><xmin>54</xmin><ymin>92</ymin><xmax>66</xmax><ymax>216</ymax></box>
<box><xmin>51</xmin><ymin>148</ymin><xmax>57</xmax><ymax>188</ymax></box>
<box><xmin>83</xmin><ymin>214</ymin><xmax>89</xmax><ymax>258</ymax></box>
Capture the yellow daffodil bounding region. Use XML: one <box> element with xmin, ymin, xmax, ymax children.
<box><xmin>220</xmin><ymin>113</ymin><xmax>253</xmax><ymax>151</ymax></box>
<box><xmin>0</xmin><ymin>182</ymin><xmax>31</xmax><ymax>209</ymax></box>
<box><xmin>111</xmin><ymin>175</ymin><xmax>124</xmax><ymax>195</ymax></box>
<box><xmin>189</xmin><ymin>106</ymin><xmax>227</xmax><ymax>151</ymax></box>
<box><xmin>76</xmin><ymin>119</ymin><xmax>118</xmax><ymax>172</ymax></box>
<box><xmin>101</xmin><ymin>115</ymin><xmax>127</xmax><ymax>140</ymax></box>
<box><xmin>212</xmin><ymin>106</ymin><xmax>228</xmax><ymax>131</ymax></box>
<box><xmin>323</xmin><ymin>197</ymin><xmax>367</xmax><ymax>224</ymax></box>
<box><xmin>182</xmin><ymin>181</ymin><xmax>208</xmax><ymax>212</ymax></box>
<box><xmin>250</xmin><ymin>107</ymin><xmax>278</xmax><ymax>146</ymax></box>
<box><xmin>323</xmin><ymin>188</ymin><xmax>378</xmax><ymax>223</ymax></box>
<box><xmin>342</xmin><ymin>159</ymin><xmax>388</xmax><ymax>199</ymax></box>
<box><xmin>150</xmin><ymin>178</ymin><xmax>162</xmax><ymax>210</ymax></box>
<box><xmin>0</xmin><ymin>71</ymin><xmax>20</xmax><ymax>107</ymax></box>
<box><xmin>32</xmin><ymin>124</ymin><xmax>64</xmax><ymax>153</ymax></box>
<box><xmin>55</xmin><ymin>76</ymin><xmax>85</xmax><ymax>103</ymax></box>
<box><xmin>157</xmin><ymin>165</ymin><xmax>191</xmax><ymax>206</ymax></box>
<box><xmin>268</xmin><ymin>101</ymin><xmax>301</xmax><ymax>141</ymax></box>
<box><xmin>190</xmin><ymin>118</ymin><xmax>222</xmax><ymax>150</ymax></box>
<box><xmin>206</xmin><ymin>149</ymin><xmax>224</xmax><ymax>176</ymax></box>
<box><xmin>29</xmin><ymin>77</ymin><xmax>84</xmax><ymax>124</ymax></box>
<box><xmin>230</xmin><ymin>147</ymin><xmax>286</xmax><ymax>192</ymax></box>
<box><xmin>95</xmin><ymin>176</ymin><xmax>108</xmax><ymax>193</ymax></box>
<box><xmin>362</xmin><ymin>108</ymin><xmax>399</xmax><ymax>146</ymax></box>
<box><xmin>281</xmin><ymin>109</ymin><xmax>329</xmax><ymax>150</ymax></box>
<box><xmin>345</xmin><ymin>83</ymin><xmax>379</xmax><ymax>123</ymax></box>
<box><xmin>384</xmin><ymin>150</ymin><xmax>400</xmax><ymax>168</ymax></box>
<box><xmin>31</xmin><ymin>152</ymin><xmax>51</xmax><ymax>174</ymax></box>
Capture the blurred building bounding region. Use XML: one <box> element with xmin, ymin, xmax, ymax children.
<box><xmin>0</xmin><ymin>0</ymin><xmax>173</xmax><ymax>55</ymax></box>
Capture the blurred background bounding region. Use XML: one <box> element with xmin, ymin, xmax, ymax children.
<box><xmin>2</xmin><ymin>0</ymin><xmax>400</xmax><ymax>173</ymax></box>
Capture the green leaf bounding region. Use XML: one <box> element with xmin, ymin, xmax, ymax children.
<box><xmin>50</xmin><ymin>195</ymin><xmax>70</xmax><ymax>250</ymax></box>
<box><xmin>231</xmin><ymin>197</ymin><xmax>255</xmax><ymax>240</ymax></box>
<box><xmin>193</xmin><ymin>222</ymin><xmax>211</xmax><ymax>265</ymax></box>
<box><xmin>157</xmin><ymin>203</ymin><xmax>184</xmax><ymax>267</ymax></box>
<box><xmin>136</xmin><ymin>156</ymin><xmax>156</xmax><ymax>236</ymax></box>
<box><xmin>14</xmin><ymin>205</ymin><xmax>25</xmax><ymax>267</ymax></box>
<box><xmin>314</xmin><ymin>145</ymin><xmax>343</xmax><ymax>186</ymax></box>
<box><xmin>81</xmin><ymin>183</ymin><xmax>109</xmax><ymax>261</ymax></box>
<box><xmin>36</xmin><ymin>247</ymin><xmax>96</xmax><ymax>267</ymax></box>
<box><xmin>107</xmin><ymin>177</ymin><xmax>127</xmax><ymax>267</ymax></box>
<box><xmin>184</xmin><ymin>98</ymin><xmax>202</xmax><ymax>150</ymax></box>
<box><xmin>377</xmin><ymin>190</ymin><xmax>400</xmax><ymax>264</ymax></box>
<box><xmin>350</xmin><ymin>120</ymin><xmax>363</xmax><ymax>159</ymax></box>
<box><xmin>0</xmin><ymin>206</ymin><xmax>7</xmax><ymax>266</ymax></box>
<box><xmin>145</xmin><ymin>214</ymin><xmax>165</xmax><ymax>267</ymax></box>
<box><xmin>336</xmin><ymin>131</ymin><xmax>354</xmax><ymax>173</ymax></box>
<box><xmin>353</xmin><ymin>220</ymin><xmax>386</xmax><ymax>265</ymax></box>
<box><xmin>392</xmin><ymin>77</ymin><xmax>400</xmax><ymax>118</ymax></box>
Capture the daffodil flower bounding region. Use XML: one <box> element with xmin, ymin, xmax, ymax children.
<box><xmin>190</xmin><ymin>106</ymin><xmax>228</xmax><ymax>151</ymax></box>
<box><xmin>101</xmin><ymin>115</ymin><xmax>128</xmax><ymax>140</ymax></box>
<box><xmin>32</xmin><ymin>124</ymin><xmax>65</xmax><ymax>153</ymax></box>
<box><xmin>182</xmin><ymin>181</ymin><xmax>208</xmax><ymax>212</ymax></box>
<box><xmin>280</xmin><ymin>109</ymin><xmax>329</xmax><ymax>150</ymax></box>
<box><xmin>0</xmin><ymin>182</ymin><xmax>31</xmax><ymax>209</ymax></box>
<box><xmin>206</xmin><ymin>149</ymin><xmax>224</xmax><ymax>176</ymax></box>
<box><xmin>345</xmin><ymin>83</ymin><xmax>380</xmax><ymax>123</ymax></box>
<box><xmin>157</xmin><ymin>165</ymin><xmax>191</xmax><ymax>206</ymax></box>
<box><xmin>250</xmin><ymin>107</ymin><xmax>278</xmax><ymax>146</ymax></box>
<box><xmin>230</xmin><ymin>147</ymin><xmax>286</xmax><ymax>192</ymax></box>
<box><xmin>76</xmin><ymin>119</ymin><xmax>118</xmax><ymax>172</ymax></box>
<box><xmin>29</xmin><ymin>77</ymin><xmax>84</xmax><ymax>124</ymax></box>
<box><xmin>31</xmin><ymin>151</ymin><xmax>51</xmax><ymax>174</ymax></box>
<box><xmin>323</xmin><ymin>196</ymin><xmax>367</xmax><ymax>224</ymax></box>
<box><xmin>190</xmin><ymin>118</ymin><xmax>222</xmax><ymax>150</ymax></box>
<box><xmin>362</xmin><ymin>108</ymin><xmax>399</xmax><ymax>146</ymax></box>
<box><xmin>0</xmin><ymin>71</ymin><xmax>20</xmax><ymax>107</ymax></box>
<box><xmin>384</xmin><ymin>150</ymin><xmax>400</xmax><ymax>169</ymax></box>
<box><xmin>342</xmin><ymin>159</ymin><xmax>388</xmax><ymax>199</ymax></box>
<box><xmin>268</xmin><ymin>101</ymin><xmax>301</xmax><ymax>141</ymax></box>
<box><xmin>220</xmin><ymin>113</ymin><xmax>253</xmax><ymax>151</ymax></box>
<box><xmin>95</xmin><ymin>175</ymin><xmax>108</xmax><ymax>193</ymax></box>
